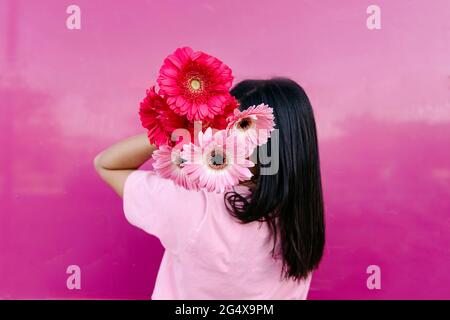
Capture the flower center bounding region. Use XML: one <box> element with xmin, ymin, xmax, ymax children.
<box><xmin>208</xmin><ymin>149</ymin><xmax>227</xmax><ymax>170</ymax></box>
<box><xmin>172</xmin><ymin>153</ymin><xmax>186</xmax><ymax>168</ymax></box>
<box><xmin>176</xmin><ymin>157</ymin><xmax>187</xmax><ymax>167</ymax></box>
<box><xmin>237</xmin><ymin>117</ymin><xmax>253</xmax><ymax>130</ymax></box>
<box><xmin>190</xmin><ymin>78</ymin><xmax>201</xmax><ymax>91</ymax></box>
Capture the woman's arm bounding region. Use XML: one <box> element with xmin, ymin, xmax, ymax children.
<box><xmin>93</xmin><ymin>134</ymin><xmax>156</xmax><ymax>197</ymax></box>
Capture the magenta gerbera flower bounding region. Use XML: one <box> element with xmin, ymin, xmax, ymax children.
<box><xmin>185</xmin><ymin>95</ymin><xmax>239</xmax><ymax>140</ymax></box>
<box><xmin>227</xmin><ymin>103</ymin><xmax>275</xmax><ymax>148</ymax></box>
<box><xmin>139</xmin><ymin>86</ymin><xmax>187</xmax><ymax>147</ymax></box>
<box><xmin>208</xmin><ymin>95</ymin><xmax>239</xmax><ymax>131</ymax></box>
<box><xmin>152</xmin><ymin>144</ymin><xmax>198</xmax><ymax>190</ymax></box>
<box><xmin>181</xmin><ymin>128</ymin><xmax>254</xmax><ymax>193</ymax></box>
<box><xmin>157</xmin><ymin>47</ymin><xmax>234</xmax><ymax>121</ymax></box>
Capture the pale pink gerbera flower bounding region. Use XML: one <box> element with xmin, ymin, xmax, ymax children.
<box><xmin>152</xmin><ymin>144</ymin><xmax>198</xmax><ymax>190</ymax></box>
<box><xmin>157</xmin><ymin>47</ymin><xmax>234</xmax><ymax>121</ymax></box>
<box><xmin>227</xmin><ymin>103</ymin><xmax>275</xmax><ymax>148</ymax></box>
<box><xmin>181</xmin><ymin>128</ymin><xmax>254</xmax><ymax>193</ymax></box>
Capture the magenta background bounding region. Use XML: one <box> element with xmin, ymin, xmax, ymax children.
<box><xmin>1</xmin><ymin>0</ymin><xmax>449</xmax><ymax>299</ymax></box>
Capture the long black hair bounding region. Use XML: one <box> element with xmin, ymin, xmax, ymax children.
<box><xmin>225</xmin><ymin>78</ymin><xmax>325</xmax><ymax>280</ymax></box>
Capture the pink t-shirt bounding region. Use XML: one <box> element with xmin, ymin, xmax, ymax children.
<box><xmin>123</xmin><ymin>170</ymin><xmax>312</xmax><ymax>299</ymax></box>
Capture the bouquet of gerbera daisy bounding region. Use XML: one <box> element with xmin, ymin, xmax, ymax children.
<box><xmin>139</xmin><ymin>47</ymin><xmax>275</xmax><ymax>193</ymax></box>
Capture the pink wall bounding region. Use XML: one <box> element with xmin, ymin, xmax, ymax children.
<box><xmin>0</xmin><ymin>0</ymin><xmax>449</xmax><ymax>299</ymax></box>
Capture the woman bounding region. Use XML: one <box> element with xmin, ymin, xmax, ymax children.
<box><xmin>94</xmin><ymin>78</ymin><xmax>325</xmax><ymax>299</ymax></box>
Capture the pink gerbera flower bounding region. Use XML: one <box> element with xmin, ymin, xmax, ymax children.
<box><xmin>181</xmin><ymin>128</ymin><xmax>254</xmax><ymax>193</ymax></box>
<box><xmin>152</xmin><ymin>144</ymin><xmax>198</xmax><ymax>190</ymax></box>
<box><xmin>227</xmin><ymin>103</ymin><xmax>275</xmax><ymax>148</ymax></box>
<box><xmin>157</xmin><ymin>47</ymin><xmax>234</xmax><ymax>121</ymax></box>
<box><xmin>139</xmin><ymin>86</ymin><xmax>187</xmax><ymax>146</ymax></box>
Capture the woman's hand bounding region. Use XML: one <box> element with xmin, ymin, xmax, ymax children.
<box><xmin>93</xmin><ymin>134</ymin><xmax>156</xmax><ymax>197</ymax></box>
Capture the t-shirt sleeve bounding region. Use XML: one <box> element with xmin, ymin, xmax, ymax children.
<box><xmin>123</xmin><ymin>170</ymin><xmax>206</xmax><ymax>254</ymax></box>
